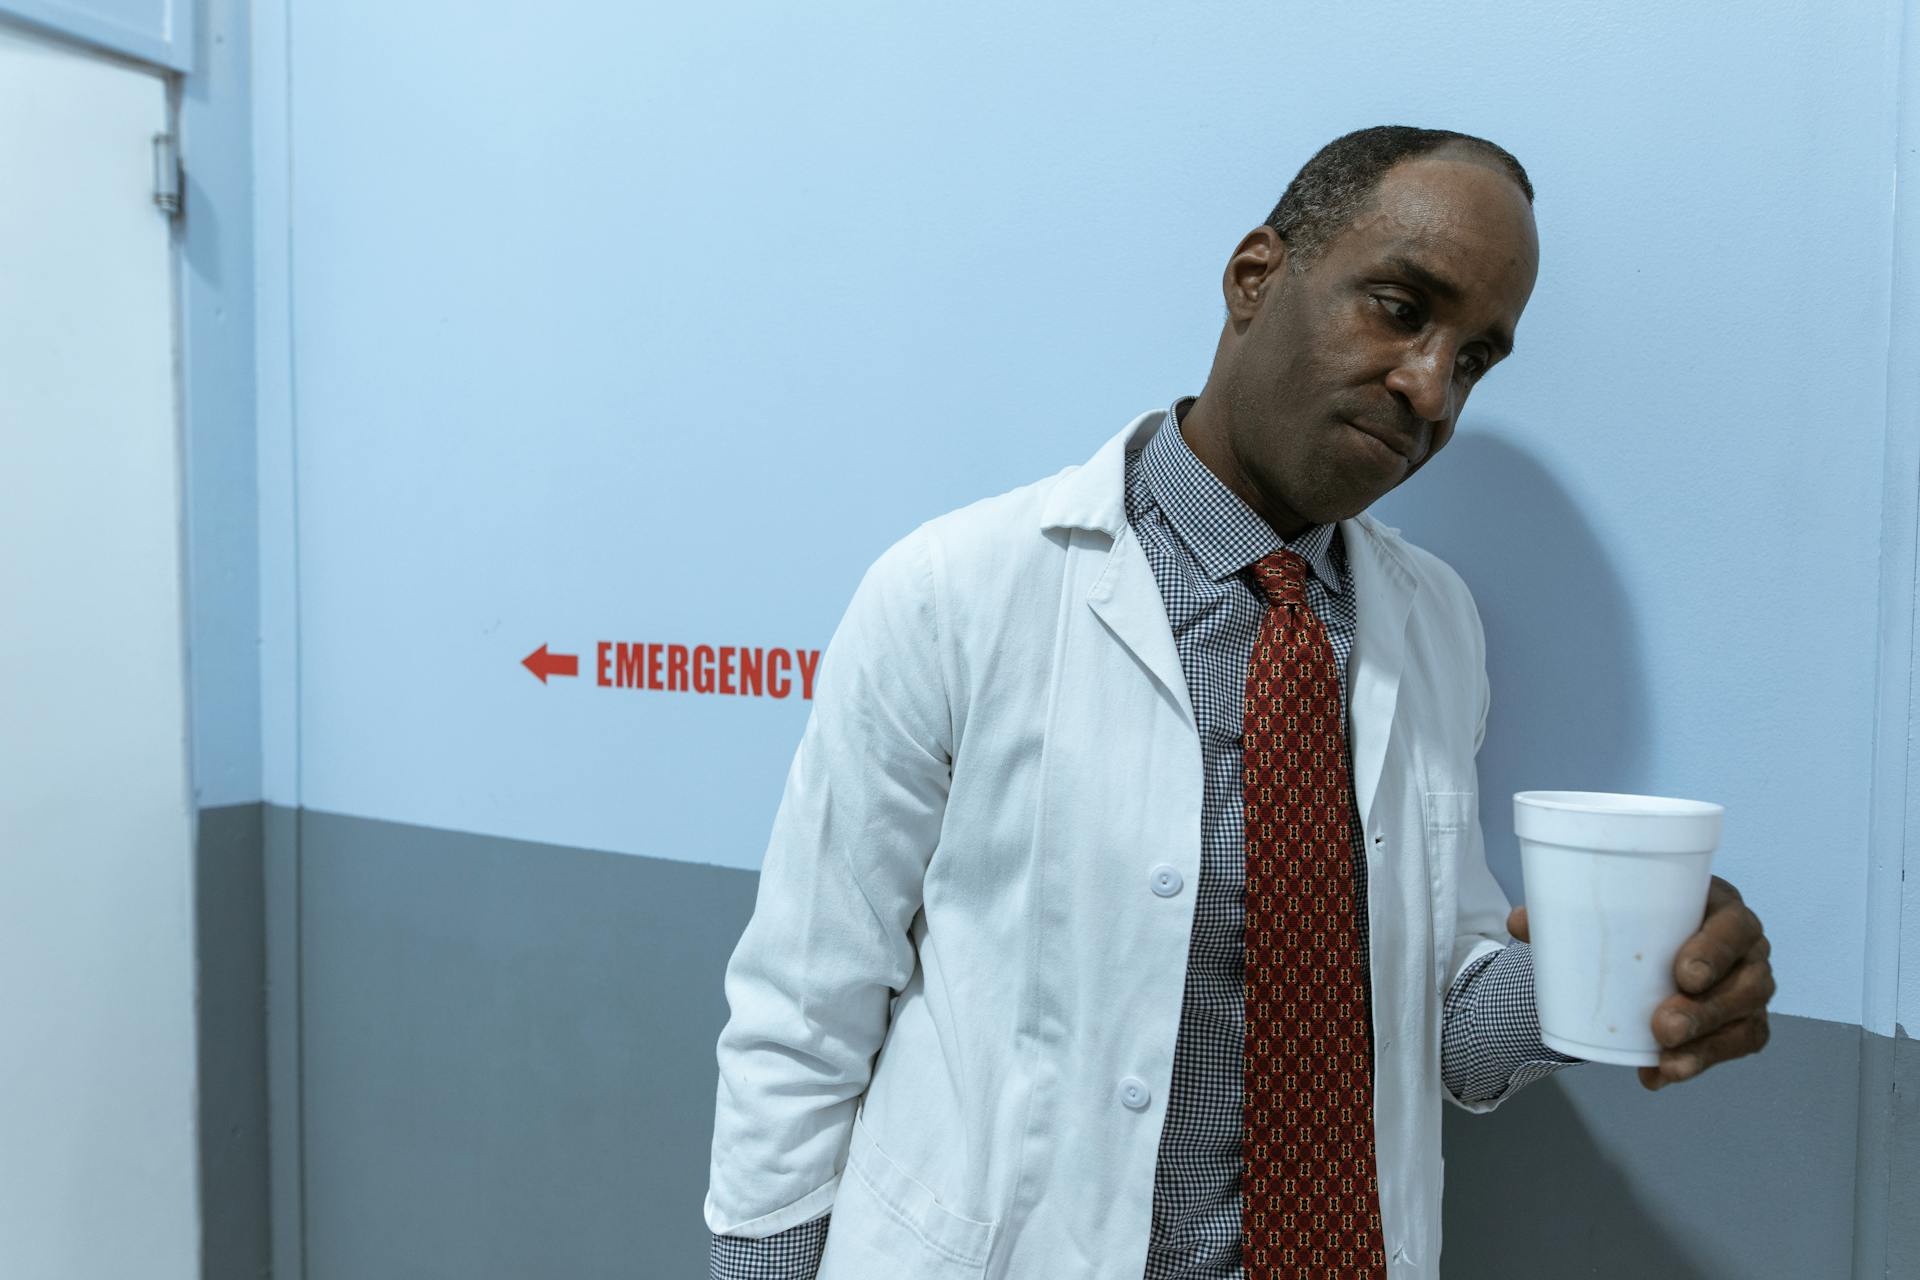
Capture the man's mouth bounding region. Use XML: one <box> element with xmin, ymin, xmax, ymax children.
<box><xmin>1344</xmin><ymin>418</ymin><xmax>1415</xmax><ymax>464</ymax></box>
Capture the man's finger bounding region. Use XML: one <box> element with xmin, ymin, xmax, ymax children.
<box><xmin>1642</xmin><ymin>1012</ymin><xmax>1771</xmax><ymax>1089</ymax></box>
<box><xmin>1673</xmin><ymin>882</ymin><xmax>1764</xmax><ymax>995</ymax></box>
<box><xmin>1507</xmin><ymin>904</ymin><xmax>1529</xmax><ymax>943</ymax></box>
<box><xmin>1653</xmin><ymin>954</ymin><xmax>1776</xmax><ymax>1046</ymax></box>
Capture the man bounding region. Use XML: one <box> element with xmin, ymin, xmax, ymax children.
<box><xmin>704</xmin><ymin>126</ymin><xmax>1775</xmax><ymax>1279</ymax></box>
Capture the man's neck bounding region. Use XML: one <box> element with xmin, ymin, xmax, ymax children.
<box><xmin>1177</xmin><ymin>389</ymin><xmax>1313</xmax><ymax>541</ymax></box>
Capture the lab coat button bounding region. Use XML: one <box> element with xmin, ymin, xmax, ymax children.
<box><xmin>1149</xmin><ymin>864</ymin><xmax>1183</xmax><ymax>897</ymax></box>
<box><xmin>1119</xmin><ymin>1076</ymin><xmax>1151</xmax><ymax>1110</ymax></box>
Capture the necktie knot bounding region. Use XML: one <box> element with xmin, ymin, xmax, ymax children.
<box><xmin>1249</xmin><ymin>549</ymin><xmax>1310</xmax><ymax>609</ymax></box>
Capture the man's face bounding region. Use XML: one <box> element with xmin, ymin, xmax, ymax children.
<box><xmin>1210</xmin><ymin>150</ymin><xmax>1539</xmax><ymax>529</ymax></box>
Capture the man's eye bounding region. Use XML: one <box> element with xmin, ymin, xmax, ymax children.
<box><xmin>1374</xmin><ymin>295</ymin><xmax>1421</xmax><ymax>328</ymax></box>
<box><xmin>1456</xmin><ymin>353</ymin><xmax>1487</xmax><ymax>381</ymax></box>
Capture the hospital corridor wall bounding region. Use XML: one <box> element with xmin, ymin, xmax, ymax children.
<box><xmin>3</xmin><ymin>0</ymin><xmax>1915</xmax><ymax>1277</ymax></box>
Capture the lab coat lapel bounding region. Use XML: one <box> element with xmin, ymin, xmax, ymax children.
<box><xmin>1084</xmin><ymin>523</ymin><xmax>1197</xmax><ymax>731</ymax></box>
<box><xmin>1040</xmin><ymin>408</ymin><xmax>1198</xmax><ymax>732</ymax></box>
<box><xmin>1039</xmin><ymin>409</ymin><xmax>1421</xmax><ymax>788</ymax></box>
<box><xmin>1338</xmin><ymin>513</ymin><xmax>1418</xmax><ymax>833</ymax></box>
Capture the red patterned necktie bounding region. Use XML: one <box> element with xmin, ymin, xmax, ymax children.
<box><xmin>1240</xmin><ymin>548</ymin><xmax>1387</xmax><ymax>1278</ymax></box>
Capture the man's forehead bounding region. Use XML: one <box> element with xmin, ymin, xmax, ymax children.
<box><xmin>1372</xmin><ymin>229</ymin><xmax>1530</xmax><ymax>276</ymax></box>
<box><xmin>1358</xmin><ymin>153</ymin><xmax>1533</xmax><ymax>231</ymax></box>
<box><xmin>1382</xmin><ymin>148</ymin><xmax>1526</xmax><ymax>201</ymax></box>
<box><xmin>1348</xmin><ymin>219</ymin><xmax>1535</xmax><ymax>285</ymax></box>
<box><xmin>1354</xmin><ymin>181</ymin><xmax>1533</xmax><ymax>250</ymax></box>
<box><xmin>1354</xmin><ymin>183</ymin><xmax>1538</xmax><ymax>287</ymax></box>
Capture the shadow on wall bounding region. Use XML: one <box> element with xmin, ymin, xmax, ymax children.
<box><xmin>1439</xmin><ymin>1073</ymin><xmax>1710</xmax><ymax>1279</ymax></box>
<box><xmin>1437</xmin><ymin>1011</ymin><xmax>1864</xmax><ymax>1278</ymax></box>
<box><xmin>1369</xmin><ymin>424</ymin><xmax>1649</xmax><ymax>903</ymax></box>
<box><xmin>1378</xmin><ymin>430</ymin><xmax>1869</xmax><ymax>1278</ymax></box>
<box><xmin>1374</xmin><ymin>427</ymin><xmax>1703</xmax><ymax>1275</ymax></box>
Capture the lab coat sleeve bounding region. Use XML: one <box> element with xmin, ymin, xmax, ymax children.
<box><xmin>704</xmin><ymin>524</ymin><xmax>954</xmax><ymax>1238</ymax></box>
<box><xmin>1442</xmin><ymin>587</ymin><xmax>1589</xmax><ymax>1112</ymax></box>
<box><xmin>1446</xmin><ymin>585</ymin><xmax>1516</xmax><ymax>1016</ymax></box>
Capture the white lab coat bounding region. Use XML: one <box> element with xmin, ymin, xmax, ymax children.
<box><xmin>705</xmin><ymin>406</ymin><xmax>1518</xmax><ymax>1279</ymax></box>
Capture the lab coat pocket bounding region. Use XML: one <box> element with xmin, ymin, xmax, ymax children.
<box><xmin>1421</xmin><ymin>790</ymin><xmax>1475</xmax><ymax>997</ymax></box>
<box><xmin>819</xmin><ymin>1106</ymin><xmax>997</xmax><ymax>1278</ymax></box>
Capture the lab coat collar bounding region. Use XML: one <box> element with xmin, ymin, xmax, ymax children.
<box><xmin>1040</xmin><ymin>404</ymin><xmax>1421</xmax><ymax>830</ymax></box>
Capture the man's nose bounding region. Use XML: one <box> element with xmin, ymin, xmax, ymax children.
<box><xmin>1383</xmin><ymin>348</ymin><xmax>1455</xmax><ymax>424</ymax></box>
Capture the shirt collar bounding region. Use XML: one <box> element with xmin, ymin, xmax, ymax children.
<box><xmin>1138</xmin><ymin>394</ymin><xmax>1347</xmax><ymax>592</ymax></box>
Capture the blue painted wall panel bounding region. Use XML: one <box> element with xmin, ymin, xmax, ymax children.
<box><xmin>265</xmin><ymin>0</ymin><xmax>1905</xmax><ymax>1031</ymax></box>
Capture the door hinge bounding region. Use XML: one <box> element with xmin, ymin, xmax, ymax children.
<box><xmin>151</xmin><ymin>132</ymin><xmax>181</xmax><ymax>218</ymax></box>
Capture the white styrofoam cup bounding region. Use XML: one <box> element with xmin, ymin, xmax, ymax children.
<box><xmin>1513</xmin><ymin>790</ymin><xmax>1723</xmax><ymax>1066</ymax></box>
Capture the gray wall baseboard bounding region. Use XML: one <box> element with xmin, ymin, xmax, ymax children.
<box><xmin>214</xmin><ymin>804</ymin><xmax>1908</xmax><ymax>1278</ymax></box>
<box><xmin>294</xmin><ymin>806</ymin><xmax>753</xmax><ymax>1280</ymax></box>
<box><xmin>195</xmin><ymin>803</ymin><xmax>271</xmax><ymax>1280</ymax></box>
<box><xmin>1890</xmin><ymin>1026</ymin><xmax>1919</xmax><ymax>1277</ymax></box>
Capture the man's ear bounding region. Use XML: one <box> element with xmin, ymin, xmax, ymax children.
<box><xmin>1223</xmin><ymin>226</ymin><xmax>1288</xmax><ymax>324</ymax></box>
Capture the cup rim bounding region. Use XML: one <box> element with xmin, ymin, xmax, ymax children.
<box><xmin>1514</xmin><ymin>789</ymin><xmax>1723</xmax><ymax>818</ymax></box>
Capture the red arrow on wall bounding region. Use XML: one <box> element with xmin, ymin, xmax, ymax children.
<box><xmin>522</xmin><ymin>644</ymin><xmax>579</xmax><ymax>684</ymax></box>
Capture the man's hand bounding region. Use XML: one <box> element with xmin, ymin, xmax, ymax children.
<box><xmin>1505</xmin><ymin>874</ymin><xmax>1774</xmax><ymax>1091</ymax></box>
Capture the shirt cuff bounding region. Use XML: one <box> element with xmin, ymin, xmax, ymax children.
<box><xmin>1440</xmin><ymin>941</ymin><xmax>1584</xmax><ymax>1108</ymax></box>
<box><xmin>710</xmin><ymin>1212</ymin><xmax>831</xmax><ymax>1280</ymax></box>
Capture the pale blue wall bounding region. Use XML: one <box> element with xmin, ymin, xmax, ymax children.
<box><xmin>252</xmin><ymin>0</ymin><xmax>1912</xmax><ymax>1041</ymax></box>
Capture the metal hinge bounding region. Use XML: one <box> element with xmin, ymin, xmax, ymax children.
<box><xmin>151</xmin><ymin>132</ymin><xmax>181</xmax><ymax>218</ymax></box>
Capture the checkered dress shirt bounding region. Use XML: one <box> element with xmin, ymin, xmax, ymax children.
<box><xmin>710</xmin><ymin>397</ymin><xmax>1581</xmax><ymax>1278</ymax></box>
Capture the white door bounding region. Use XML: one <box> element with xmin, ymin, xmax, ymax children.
<box><xmin>0</xmin><ymin>20</ymin><xmax>199</xmax><ymax>1280</ymax></box>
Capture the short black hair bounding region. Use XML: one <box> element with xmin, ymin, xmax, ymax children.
<box><xmin>1265</xmin><ymin>126</ymin><xmax>1534</xmax><ymax>273</ymax></box>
